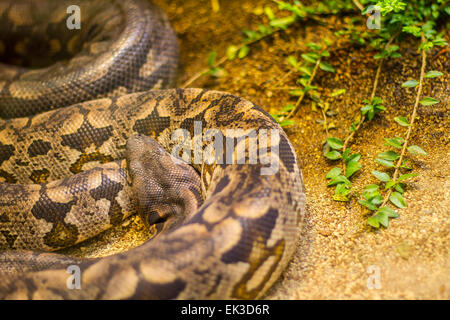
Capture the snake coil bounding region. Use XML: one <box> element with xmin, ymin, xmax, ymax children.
<box><xmin>0</xmin><ymin>0</ymin><xmax>305</xmax><ymax>299</ymax></box>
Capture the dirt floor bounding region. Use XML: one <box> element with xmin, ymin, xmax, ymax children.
<box><xmin>64</xmin><ymin>0</ymin><xmax>449</xmax><ymax>299</ymax></box>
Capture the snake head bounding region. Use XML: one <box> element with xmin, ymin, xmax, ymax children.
<box><xmin>126</xmin><ymin>135</ymin><xmax>202</xmax><ymax>234</ymax></box>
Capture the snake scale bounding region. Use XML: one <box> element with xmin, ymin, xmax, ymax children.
<box><xmin>0</xmin><ymin>0</ymin><xmax>305</xmax><ymax>299</ymax></box>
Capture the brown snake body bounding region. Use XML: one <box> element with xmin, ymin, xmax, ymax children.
<box><xmin>0</xmin><ymin>0</ymin><xmax>306</xmax><ymax>299</ymax></box>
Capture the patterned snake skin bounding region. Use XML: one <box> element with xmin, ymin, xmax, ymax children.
<box><xmin>0</xmin><ymin>0</ymin><xmax>306</xmax><ymax>299</ymax></box>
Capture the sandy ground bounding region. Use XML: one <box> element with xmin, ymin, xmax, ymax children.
<box><xmin>65</xmin><ymin>0</ymin><xmax>449</xmax><ymax>299</ymax></box>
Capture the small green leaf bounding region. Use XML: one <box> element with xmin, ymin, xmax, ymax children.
<box><xmin>394</xmin><ymin>116</ymin><xmax>410</xmax><ymax>127</ymax></box>
<box><xmin>362</xmin><ymin>188</ymin><xmax>382</xmax><ymax>203</ymax></box>
<box><xmin>327</xmin><ymin>175</ymin><xmax>351</xmax><ymax>186</ymax></box>
<box><xmin>334</xmin><ymin>183</ymin><xmax>350</xmax><ymax>202</ymax></box>
<box><xmin>368</xmin><ymin>206</ymin><xmax>399</xmax><ymax>229</ymax></box>
<box><xmin>208</xmin><ymin>66</ymin><xmax>226</xmax><ymax>78</ymax></box>
<box><xmin>345</xmin><ymin>160</ymin><xmax>361</xmax><ymax>178</ymax></box>
<box><xmin>331</xmin><ymin>89</ymin><xmax>346</xmax><ymax>97</ymax></box>
<box><xmin>385</xmin><ymin>180</ymin><xmax>396</xmax><ymax>190</ymax></box>
<box><xmin>269</xmin><ymin>15</ymin><xmax>296</xmax><ymax>29</ymax></box>
<box><xmin>333</xmin><ymin>195</ymin><xmax>349</xmax><ymax>202</ymax></box>
<box><xmin>372</xmin><ymin>171</ymin><xmax>391</xmax><ymax>182</ymax></box>
<box><xmin>264</xmin><ymin>6</ymin><xmax>275</xmax><ymax>20</ymax></box>
<box><xmin>306</xmin><ymin>42</ymin><xmax>321</xmax><ymax>51</ymax></box>
<box><xmin>301</xmin><ymin>53</ymin><xmax>319</xmax><ymax>63</ymax></box>
<box><xmin>424</xmin><ymin>71</ymin><xmax>443</xmax><ymax>78</ymax></box>
<box><xmin>374</xmin><ymin>53</ymin><xmax>384</xmax><ymax>60</ymax></box>
<box><xmin>299</xmin><ymin>66</ymin><xmax>312</xmax><ymax>76</ymax></box>
<box><xmin>398</xmin><ymin>173</ymin><xmax>419</xmax><ymax>181</ymax></box>
<box><xmin>374</xmin><ymin>104</ymin><xmax>386</xmax><ymax>112</ymax></box>
<box><xmin>207</xmin><ymin>50</ymin><xmax>217</xmax><ymax>67</ymax></box>
<box><xmin>419</xmin><ymin>97</ymin><xmax>439</xmax><ymax>106</ymax></box>
<box><xmin>298</xmin><ymin>77</ymin><xmax>309</xmax><ymax>87</ymax></box>
<box><xmin>289</xmin><ymin>89</ymin><xmax>304</xmax><ymax>96</ymax></box>
<box><xmin>367</xmin><ymin>216</ymin><xmax>380</xmax><ymax>228</ymax></box>
<box><xmin>376</xmin><ymin>158</ymin><xmax>394</xmax><ymax>168</ymax></box>
<box><xmin>407</xmin><ymin>145</ymin><xmax>427</xmax><ymax>156</ymax></box>
<box><xmin>335</xmin><ymin>183</ymin><xmax>350</xmax><ymax>195</ymax></box>
<box><xmin>378</xmin><ymin>206</ymin><xmax>399</xmax><ymax>218</ymax></box>
<box><xmin>345</xmin><ymin>153</ymin><xmax>361</xmax><ymax>164</ymax></box>
<box><xmin>280</xmin><ymin>104</ymin><xmax>294</xmax><ymax>113</ymax></box>
<box><xmin>361</xmin><ymin>104</ymin><xmax>373</xmax><ymax>115</ymax></box>
<box><xmin>243</xmin><ymin>29</ymin><xmax>258</xmax><ymax>40</ymax></box>
<box><xmin>319</xmin><ymin>61</ymin><xmax>335</xmax><ymax>73</ymax></box>
<box><xmin>321</xmin><ymin>50</ymin><xmax>330</xmax><ymax>57</ymax></box>
<box><xmin>372</xmin><ymin>96</ymin><xmax>383</xmax><ymax>105</ymax></box>
<box><xmin>390</xmin><ymin>192</ymin><xmax>406</xmax><ymax>208</ymax></box>
<box><xmin>303</xmin><ymin>85</ymin><xmax>318</xmax><ymax>92</ymax></box>
<box><xmin>378</xmin><ymin>150</ymin><xmax>400</xmax><ymax>161</ymax></box>
<box><xmin>384</xmin><ymin>137</ymin><xmax>404</xmax><ymax>149</ymax></box>
<box><xmin>226</xmin><ymin>45</ymin><xmax>238</xmax><ymax>60</ymax></box>
<box><xmin>364</xmin><ymin>184</ymin><xmax>379</xmax><ymax>193</ymax></box>
<box><xmin>359</xmin><ymin>200</ymin><xmax>378</xmax><ymax>211</ymax></box>
<box><xmin>387</xmin><ymin>45</ymin><xmax>399</xmax><ymax>53</ymax></box>
<box><xmin>326</xmin><ymin>137</ymin><xmax>343</xmax><ymax>150</ymax></box>
<box><xmin>342</xmin><ymin>149</ymin><xmax>351</xmax><ymax>162</ymax></box>
<box><xmin>326</xmin><ymin>167</ymin><xmax>342</xmax><ymax>179</ymax></box>
<box><xmin>375</xmin><ymin>211</ymin><xmax>389</xmax><ymax>228</ymax></box>
<box><xmin>403</xmin><ymin>25</ymin><xmax>421</xmax><ymax>37</ymax></box>
<box><xmin>325</xmin><ymin>150</ymin><xmax>342</xmax><ymax>160</ymax></box>
<box><xmin>279</xmin><ymin>120</ymin><xmax>296</xmax><ymax>127</ymax></box>
<box><xmin>287</xmin><ymin>56</ymin><xmax>298</xmax><ymax>68</ymax></box>
<box><xmin>401</xmin><ymin>80</ymin><xmax>418</xmax><ymax>88</ymax></box>
<box><xmin>395</xmin><ymin>183</ymin><xmax>405</xmax><ymax>194</ymax></box>
<box><xmin>238</xmin><ymin>45</ymin><xmax>250</xmax><ymax>59</ymax></box>
<box><xmin>370</xmin><ymin>195</ymin><xmax>383</xmax><ymax>206</ymax></box>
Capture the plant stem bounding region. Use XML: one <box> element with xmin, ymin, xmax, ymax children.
<box><xmin>342</xmin><ymin>56</ymin><xmax>381</xmax><ymax>149</ymax></box>
<box><xmin>352</xmin><ymin>0</ymin><xmax>364</xmax><ymax>11</ymax></box>
<box><xmin>268</xmin><ymin>86</ymin><xmax>302</xmax><ymax>90</ymax></box>
<box><xmin>286</xmin><ymin>57</ymin><xmax>322</xmax><ymax>118</ymax></box>
<box><xmin>380</xmin><ymin>34</ymin><xmax>427</xmax><ymax>206</ymax></box>
<box><xmin>341</xmin><ymin>32</ymin><xmax>399</xmax><ymax>173</ymax></box>
<box><xmin>321</xmin><ymin>107</ymin><xmax>329</xmax><ymax>137</ymax></box>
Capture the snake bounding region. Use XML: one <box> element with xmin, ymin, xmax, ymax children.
<box><xmin>0</xmin><ymin>0</ymin><xmax>305</xmax><ymax>299</ymax></box>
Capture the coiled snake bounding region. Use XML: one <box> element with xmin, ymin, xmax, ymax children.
<box><xmin>0</xmin><ymin>0</ymin><xmax>305</xmax><ymax>299</ymax></box>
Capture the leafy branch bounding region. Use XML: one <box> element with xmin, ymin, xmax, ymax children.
<box><xmin>366</xmin><ymin>31</ymin><xmax>444</xmax><ymax>228</ymax></box>
<box><xmin>325</xmin><ymin>0</ymin><xmax>447</xmax><ymax>227</ymax></box>
<box><xmin>324</xmin><ymin>32</ymin><xmax>398</xmax><ymax>201</ymax></box>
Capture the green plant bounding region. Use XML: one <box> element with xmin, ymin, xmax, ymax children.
<box><xmin>205</xmin><ymin>50</ymin><xmax>226</xmax><ymax>78</ymax></box>
<box><xmin>324</xmin><ymin>34</ymin><xmax>396</xmax><ymax>205</ymax></box>
<box><xmin>285</xmin><ymin>40</ymin><xmax>335</xmax><ymax>118</ymax></box>
<box><xmin>325</xmin><ymin>0</ymin><xmax>448</xmax><ymax>228</ymax></box>
<box><xmin>182</xmin><ymin>0</ymin><xmax>447</xmax><ymax>230</ymax></box>
<box><xmin>270</xmin><ymin>104</ymin><xmax>296</xmax><ymax>127</ymax></box>
<box><xmin>364</xmin><ymin>30</ymin><xmax>445</xmax><ymax>228</ymax></box>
